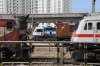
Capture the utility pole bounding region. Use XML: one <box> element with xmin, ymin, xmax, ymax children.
<box><xmin>92</xmin><ymin>0</ymin><xmax>96</xmax><ymax>13</ymax></box>
<box><xmin>31</xmin><ymin>15</ymin><xmax>33</xmax><ymax>36</ymax></box>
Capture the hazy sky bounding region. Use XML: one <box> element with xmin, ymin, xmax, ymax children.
<box><xmin>72</xmin><ymin>0</ymin><xmax>100</xmax><ymax>12</ymax></box>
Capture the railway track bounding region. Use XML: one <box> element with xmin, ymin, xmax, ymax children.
<box><xmin>2</xmin><ymin>58</ymin><xmax>100</xmax><ymax>66</ymax></box>
<box><xmin>2</xmin><ymin>58</ymin><xmax>100</xmax><ymax>63</ymax></box>
<box><xmin>2</xmin><ymin>58</ymin><xmax>73</xmax><ymax>62</ymax></box>
<box><xmin>2</xmin><ymin>62</ymin><xmax>100</xmax><ymax>66</ymax></box>
<box><xmin>2</xmin><ymin>47</ymin><xmax>100</xmax><ymax>66</ymax></box>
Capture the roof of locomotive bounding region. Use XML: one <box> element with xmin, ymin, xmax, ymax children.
<box><xmin>35</xmin><ymin>27</ymin><xmax>43</xmax><ymax>29</ymax></box>
<box><xmin>83</xmin><ymin>13</ymin><xmax>100</xmax><ymax>20</ymax></box>
<box><xmin>0</xmin><ymin>18</ymin><xmax>20</xmax><ymax>20</ymax></box>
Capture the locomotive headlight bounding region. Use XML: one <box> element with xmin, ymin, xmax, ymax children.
<box><xmin>45</xmin><ymin>32</ymin><xmax>49</xmax><ymax>34</ymax></box>
<box><xmin>47</xmin><ymin>32</ymin><xmax>50</xmax><ymax>34</ymax></box>
<box><xmin>52</xmin><ymin>31</ymin><xmax>56</xmax><ymax>34</ymax></box>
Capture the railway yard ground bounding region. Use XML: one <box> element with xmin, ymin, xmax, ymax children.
<box><xmin>2</xmin><ymin>43</ymin><xmax>99</xmax><ymax>66</ymax></box>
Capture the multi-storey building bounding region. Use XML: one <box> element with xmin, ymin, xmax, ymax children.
<box><xmin>0</xmin><ymin>0</ymin><xmax>29</xmax><ymax>14</ymax></box>
<box><xmin>0</xmin><ymin>0</ymin><xmax>72</xmax><ymax>14</ymax></box>
<box><xmin>30</xmin><ymin>0</ymin><xmax>72</xmax><ymax>13</ymax></box>
<box><xmin>0</xmin><ymin>0</ymin><xmax>7</xmax><ymax>14</ymax></box>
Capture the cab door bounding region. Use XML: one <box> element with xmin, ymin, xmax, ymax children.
<box><xmin>83</xmin><ymin>21</ymin><xmax>94</xmax><ymax>42</ymax></box>
<box><xmin>95</xmin><ymin>21</ymin><xmax>100</xmax><ymax>42</ymax></box>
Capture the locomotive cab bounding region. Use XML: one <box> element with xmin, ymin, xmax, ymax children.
<box><xmin>70</xmin><ymin>14</ymin><xmax>100</xmax><ymax>62</ymax></box>
<box><xmin>71</xmin><ymin>15</ymin><xmax>100</xmax><ymax>43</ymax></box>
<box><xmin>33</xmin><ymin>27</ymin><xmax>44</xmax><ymax>36</ymax></box>
<box><xmin>0</xmin><ymin>19</ymin><xmax>18</xmax><ymax>59</ymax></box>
<box><xmin>33</xmin><ymin>27</ymin><xmax>56</xmax><ymax>41</ymax></box>
<box><xmin>33</xmin><ymin>27</ymin><xmax>44</xmax><ymax>41</ymax></box>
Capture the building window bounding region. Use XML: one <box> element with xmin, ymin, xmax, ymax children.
<box><xmin>48</xmin><ymin>4</ymin><xmax>50</xmax><ymax>6</ymax></box>
<box><xmin>58</xmin><ymin>5</ymin><xmax>60</xmax><ymax>7</ymax></box>
<box><xmin>48</xmin><ymin>7</ymin><xmax>50</xmax><ymax>9</ymax></box>
<box><xmin>42</xmin><ymin>3</ymin><xmax>44</xmax><ymax>6</ymax></box>
<box><xmin>35</xmin><ymin>4</ymin><xmax>38</xmax><ymax>6</ymax></box>
<box><xmin>54</xmin><ymin>8</ymin><xmax>56</xmax><ymax>11</ymax></box>
<box><xmin>58</xmin><ymin>8</ymin><xmax>60</xmax><ymax>11</ymax></box>
<box><xmin>48</xmin><ymin>10</ymin><xmax>50</xmax><ymax>12</ymax></box>
<box><xmin>35</xmin><ymin>10</ymin><xmax>38</xmax><ymax>12</ymax></box>
<box><xmin>54</xmin><ymin>5</ymin><xmax>56</xmax><ymax>8</ymax></box>
<box><xmin>42</xmin><ymin>23</ymin><xmax>44</xmax><ymax>25</ymax></box>
<box><xmin>47</xmin><ymin>23</ymin><xmax>50</xmax><ymax>25</ymax></box>
<box><xmin>35</xmin><ymin>1</ymin><xmax>37</xmax><ymax>3</ymax></box>
<box><xmin>48</xmin><ymin>0</ymin><xmax>50</xmax><ymax>2</ymax></box>
<box><xmin>58</xmin><ymin>1</ymin><xmax>60</xmax><ymax>4</ymax></box>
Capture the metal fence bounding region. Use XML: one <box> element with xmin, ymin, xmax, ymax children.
<box><xmin>0</xmin><ymin>41</ymin><xmax>100</xmax><ymax>66</ymax></box>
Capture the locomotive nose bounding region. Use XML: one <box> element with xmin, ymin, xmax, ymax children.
<box><xmin>3</xmin><ymin>44</ymin><xmax>16</xmax><ymax>60</ymax></box>
<box><xmin>3</xmin><ymin>47</ymin><xmax>13</xmax><ymax>59</ymax></box>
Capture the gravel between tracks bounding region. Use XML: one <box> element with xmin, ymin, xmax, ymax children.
<box><xmin>31</xmin><ymin>47</ymin><xmax>71</xmax><ymax>58</ymax></box>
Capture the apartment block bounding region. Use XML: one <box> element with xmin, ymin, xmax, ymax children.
<box><xmin>0</xmin><ymin>0</ymin><xmax>72</xmax><ymax>14</ymax></box>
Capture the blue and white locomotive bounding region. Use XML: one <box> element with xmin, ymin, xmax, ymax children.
<box><xmin>33</xmin><ymin>27</ymin><xmax>56</xmax><ymax>41</ymax></box>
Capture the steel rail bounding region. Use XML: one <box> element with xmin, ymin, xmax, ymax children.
<box><xmin>2</xmin><ymin>62</ymin><xmax>100</xmax><ymax>65</ymax></box>
<box><xmin>0</xmin><ymin>41</ymin><xmax>100</xmax><ymax>44</ymax></box>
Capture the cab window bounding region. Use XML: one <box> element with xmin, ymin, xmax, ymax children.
<box><xmin>84</xmin><ymin>23</ymin><xmax>92</xmax><ymax>30</ymax></box>
<box><xmin>84</xmin><ymin>23</ymin><xmax>87</xmax><ymax>30</ymax></box>
<box><xmin>88</xmin><ymin>23</ymin><xmax>92</xmax><ymax>30</ymax></box>
<box><xmin>97</xmin><ymin>22</ymin><xmax>100</xmax><ymax>30</ymax></box>
<box><xmin>36</xmin><ymin>29</ymin><xmax>43</xmax><ymax>32</ymax></box>
<box><xmin>7</xmin><ymin>22</ymin><xmax>13</xmax><ymax>29</ymax></box>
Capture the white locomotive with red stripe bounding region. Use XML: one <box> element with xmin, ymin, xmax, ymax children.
<box><xmin>70</xmin><ymin>13</ymin><xmax>100</xmax><ymax>62</ymax></box>
<box><xmin>71</xmin><ymin>14</ymin><xmax>100</xmax><ymax>42</ymax></box>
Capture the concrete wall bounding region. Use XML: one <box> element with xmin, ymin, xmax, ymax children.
<box><xmin>0</xmin><ymin>13</ymin><xmax>85</xmax><ymax>22</ymax></box>
<box><xmin>27</xmin><ymin>17</ymin><xmax>83</xmax><ymax>23</ymax></box>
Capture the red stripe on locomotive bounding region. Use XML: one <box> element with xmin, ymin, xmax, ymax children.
<box><xmin>75</xmin><ymin>34</ymin><xmax>100</xmax><ymax>37</ymax></box>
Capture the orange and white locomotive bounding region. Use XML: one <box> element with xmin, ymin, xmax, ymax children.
<box><xmin>70</xmin><ymin>13</ymin><xmax>100</xmax><ymax>62</ymax></box>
